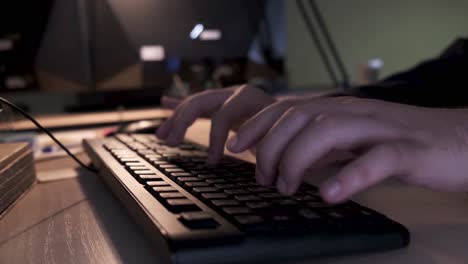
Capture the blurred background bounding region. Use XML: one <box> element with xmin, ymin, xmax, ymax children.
<box><xmin>1</xmin><ymin>0</ymin><xmax>468</xmax><ymax>114</ymax></box>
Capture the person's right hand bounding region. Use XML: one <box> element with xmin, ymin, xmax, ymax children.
<box><xmin>156</xmin><ymin>85</ymin><xmax>276</xmax><ymax>164</ymax></box>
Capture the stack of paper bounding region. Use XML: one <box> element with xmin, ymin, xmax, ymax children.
<box><xmin>0</xmin><ymin>142</ymin><xmax>36</xmax><ymax>216</ymax></box>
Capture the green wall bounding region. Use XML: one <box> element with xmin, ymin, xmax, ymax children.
<box><xmin>286</xmin><ymin>0</ymin><xmax>468</xmax><ymax>89</ymax></box>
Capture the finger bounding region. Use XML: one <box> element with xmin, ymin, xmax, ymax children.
<box><xmin>320</xmin><ymin>141</ymin><xmax>415</xmax><ymax>203</ymax></box>
<box><xmin>156</xmin><ymin>109</ymin><xmax>179</xmax><ymax>139</ymax></box>
<box><xmin>161</xmin><ymin>96</ymin><xmax>183</xmax><ymax>109</ymax></box>
<box><xmin>227</xmin><ymin>100</ymin><xmax>301</xmax><ymax>153</ymax></box>
<box><xmin>165</xmin><ymin>90</ymin><xmax>233</xmax><ymax>145</ymax></box>
<box><xmin>156</xmin><ymin>90</ymin><xmax>231</xmax><ymax>140</ymax></box>
<box><xmin>207</xmin><ymin>85</ymin><xmax>274</xmax><ymax>164</ymax></box>
<box><xmin>230</xmin><ymin>97</ymin><xmax>378</xmax><ymax>153</ymax></box>
<box><xmin>276</xmin><ymin>113</ymin><xmax>402</xmax><ymax>195</ymax></box>
<box><xmin>255</xmin><ymin>107</ymin><xmax>312</xmax><ymax>186</ymax></box>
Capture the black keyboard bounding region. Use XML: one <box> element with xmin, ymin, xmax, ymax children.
<box><xmin>83</xmin><ymin>134</ymin><xmax>409</xmax><ymax>264</ymax></box>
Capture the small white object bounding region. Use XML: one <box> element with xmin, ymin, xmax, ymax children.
<box><xmin>0</xmin><ymin>39</ymin><xmax>13</xmax><ymax>51</ymax></box>
<box><xmin>190</xmin><ymin>24</ymin><xmax>205</xmax><ymax>40</ymax></box>
<box><xmin>5</xmin><ymin>76</ymin><xmax>27</xmax><ymax>89</ymax></box>
<box><xmin>368</xmin><ymin>58</ymin><xmax>384</xmax><ymax>69</ymax></box>
<box><xmin>200</xmin><ymin>29</ymin><xmax>222</xmax><ymax>41</ymax></box>
<box><xmin>140</xmin><ymin>45</ymin><xmax>165</xmax><ymax>61</ymax></box>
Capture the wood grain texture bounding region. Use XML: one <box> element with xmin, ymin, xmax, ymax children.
<box><xmin>2</xmin><ymin>117</ymin><xmax>468</xmax><ymax>263</ymax></box>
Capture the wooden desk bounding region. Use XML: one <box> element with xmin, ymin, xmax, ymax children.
<box><xmin>1</xmin><ymin>119</ymin><xmax>468</xmax><ymax>263</ymax></box>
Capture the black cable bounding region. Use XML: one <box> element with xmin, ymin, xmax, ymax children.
<box><xmin>308</xmin><ymin>0</ymin><xmax>350</xmax><ymax>90</ymax></box>
<box><xmin>296</xmin><ymin>0</ymin><xmax>340</xmax><ymax>88</ymax></box>
<box><xmin>0</xmin><ymin>96</ymin><xmax>99</xmax><ymax>173</ymax></box>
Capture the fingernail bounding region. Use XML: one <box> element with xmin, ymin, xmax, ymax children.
<box><xmin>325</xmin><ymin>181</ymin><xmax>341</xmax><ymax>198</ymax></box>
<box><xmin>255</xmin><ymin>167</ymin><xmax>266</xmax><ymax>185</ymax></box>
<box><xmin>227</xmin><ymin>136</ymin><xmax>238</xmax><ymax>150</ymax></box>
<box><xmin>277</xmin><ymin>178</ymin><xmax>288</xmax><ymax>195</ymax></box>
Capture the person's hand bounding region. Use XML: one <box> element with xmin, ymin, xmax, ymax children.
<box><xmin>156</xmin><ymin>85</ymin><xmax>276</xmax><ymax>164</ymax></box>
<box><xmin>226</xmin><ymin>96</ymin><xmax>468</xmax><ymax>203</ymax></box>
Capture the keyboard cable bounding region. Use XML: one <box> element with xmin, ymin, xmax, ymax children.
<box><xmin>0</xmin><ymin>96</ymin><xmax>99</xmax><ymax>173</ymax></box>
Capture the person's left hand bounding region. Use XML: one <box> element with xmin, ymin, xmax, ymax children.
<box><xmin>226</xmin><ymin>96</ymin><xmax>468</xmax><ymax>203</ymax></box>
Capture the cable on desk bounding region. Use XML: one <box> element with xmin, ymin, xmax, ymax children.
<box><xmin>0</xmin><ymin>96</ymin><xmax>99</xmax><ymax>173</ymax></box>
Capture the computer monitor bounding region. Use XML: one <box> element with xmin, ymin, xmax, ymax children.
<box><xmin>0</xmin><ymin>0</ymin><xmax>266</xmax><ymax>113</ymax></box>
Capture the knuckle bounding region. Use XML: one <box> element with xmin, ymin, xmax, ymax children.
<box><xmin>347</xmin><ymin>161</ymin><xmax>371</xmax><ymax>183</ymax></box>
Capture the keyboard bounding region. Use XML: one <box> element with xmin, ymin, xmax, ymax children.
<box><xmin>83</xmin><ymin>134</ymin><xmax>409</xmax><ymax>264</ymax></box>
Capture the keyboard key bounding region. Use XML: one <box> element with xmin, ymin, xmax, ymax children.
<box><xmin>116</xmin><ymin>154</ymin><xmax>136</xmax><ymax>159</ymax></box>
<box><xmin>274</xmin><ymin>199</ymin><xmax>299</xmax><ymax>206</ymax></box>
<box><xmin>124</xmin><ymin>162</ymin><xmax>144</xmax><ymax>167</ymax></box>
<box><xmin>259</xmin><ymin>193</ymin><xmax>283</xmax><ymax>199</ymax></box>
<box><xmin>214</xmin><ymin>183</ymin><xmax>238</xmax><ymax>189</ymax></box>
<box><xmin>165</xmin><ymin>199</ymin><xmax>200</xmax><ymax>213</ymax></box>
<box><xmin>139</xmin><ymin>174</ymin><xmax>162</xmax><ymax>181</ymax></box>
<box><xmin>246</xmin><ymin>202</ymin><xmax>271</xmax><ymax>210</ymax></box>
<box><xmin>171</xmin><ymin>172</ymin><xmax>192</xmax><ymax>177</ymax></box>
<box><xmin>152</xmin><ymin>186</ymin><xmax>177</xmax><ymax>192</ymax></box>
<box><xmin>165</xmin><ymin>168</ymin><xmax>186</xmax><ymax>173</ymax></box>
<box><xmin>162</xmin><ymin>153</ymin><xmax>179</xmax><ymax>157</ymax></box>
<box><xmin>234</xmin><ymin>215</ymin><xmax>264</xmax><ymax>225</ymax></box>
<box><xmin>179</xmin><ymin>212</ymin><xmax>219</xmax><ymax>229</ymax></box>
<box><xmin>224</xmin><ymin>189</ymin><xmax>249</xmax><ymax>195</ymax></box>
<box><xmin>222</xmin><ymin>207</ymin><xmax>252</xmax><ymax>215</ymax></box>
<box><xmin>306</xmin><ymin>201</ymin><xmax>334</xmax><ymax>208</ymax></box>
<box><xmin>160</xmin><ymin>192</ymin><xmax>186</xmax><ymax>199</ymax></box>
<box><xmin>292</xmin><ymin>195</ymin><xmax>318</xmax><ymax>202</ymax></box>
<box><xmin>298</xmin><ymin>208</ymin><xmax>321</xmax><ymax>220</ymax></box>
<box><xmin>197</xmin><ymin>174</ymin><xmax>218</xmax><ymax>179</ymax></box>
<box><xmin>153</xmin><ymin>160</ymin><xmax>169</xmax><ymax>165</ymax></box>
<box><xmin>192</xmin><ymin>187</ymin><xmax>219</xmax><ymax>193</ymax></box>
<box><xmin>190</xmin><ymin>170</ymin><xmax>211</xmax><ymax>175</ymax></box>
<box><xmin>201</xmin><ymin>193</ymin><xmax>229</xmax><ymax>200</ymax></box>
<box><xmin>147</xmin><ymin>157</ymin><xmax>165</xmax><ymax>162</ymax></box>
<box><xmin>146</xmin><ymin>181</ymin><xmax>170</xmax><ymax>187</ymax></box>
<box><xmin>134</xmin><ymin>170</ymin><xmax>155</xmax><ymax>175</ymax></box>
<box><xmin>143</xmin><ymin>153</ymin><xmax>161</xmax><ymax>158</ymax></box>
<box><xmin>229</xmin><ymin>178</ymin><xmax>250</xmax><ymax>183</ymax></box>
<box><xmin>234</xmin><ymin>195</ymin><xmax>261</xmax><ymax>202</ymax></box>
<box><xmin>247</xmin><ymin>187</ymin><xmax>273</xmax><ymax>193</ymax></box>
<box><xmin>237</xmin><ymin>182</ymin><xmax>259</xmax><ymax>187</ymax></box>
<box><xmin>211</xmin><ymin>199</ymin><xmax>240</xmax><ymax>207</ymax></box>
<box><xmin>160</xmin><ymin>164</ymin><xmax>178</xmax><ymax>169</ymax></box>
<box><xmin>177</xmin><ymin>177</ymin><xmax>201</xmax><ymax>182</ymax></box>
<box><xmin>119</xmin><ymin>158</ymin><xmax>139</xmax><ymax>163</ymax></box>
<box><xmin>323</xmin><ymin>210</ymin><xmax>347</xmax><ymax>219</ymax></box>
<box><xmin>272</xmin><ymin>214</ymin><xmax>296</xmax><ymax>222</ymax></box>
<box><xmin>183</xmin><ymin>182</ymin><xmax>211</xmax><ymax>188</ymax></box>
<box><xmin>206</xmin><ymin>179</ymin><xmax>227</xmax><ymax>184</ymax></box>
<box><xmin>129</xmin><ymin>166</ymin><xmax>147</xmax><ymax>170</ymax></box>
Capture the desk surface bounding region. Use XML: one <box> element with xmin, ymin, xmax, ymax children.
<box><xmin>1</xmin><ymin>117</ymin><xmax>468</xmax><ymax>264</ymax></box>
